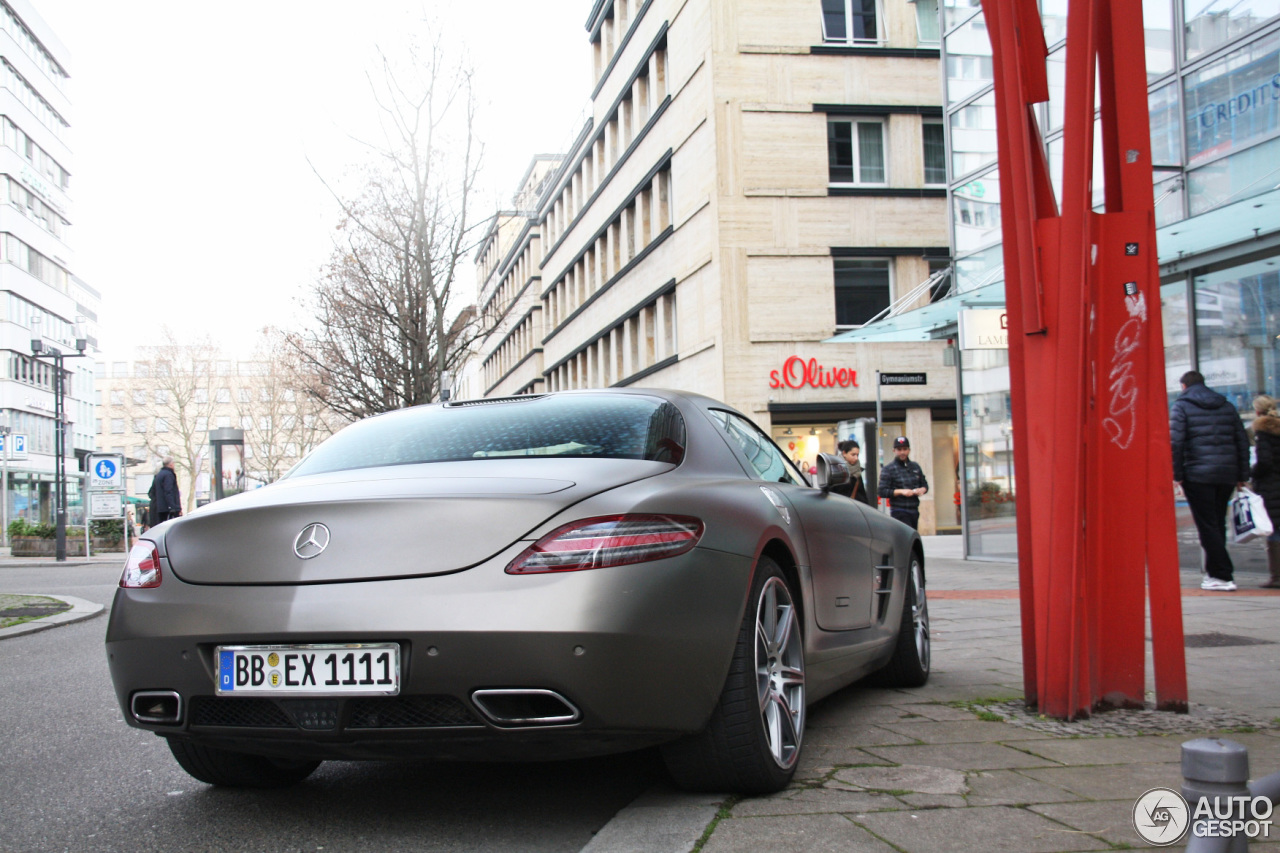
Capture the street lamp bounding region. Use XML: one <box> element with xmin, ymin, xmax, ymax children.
<box><xmin>31</xmin><ymin>316</ymin><xmax>88</xmax><ymax>562</ymax></box>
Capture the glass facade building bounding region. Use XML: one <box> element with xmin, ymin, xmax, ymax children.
<box><xmin>938</xmin><ymin>0</ymin><xmax>1280</xmax><ymax>558</ymax></box>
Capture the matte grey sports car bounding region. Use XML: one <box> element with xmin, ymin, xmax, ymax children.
<box><xmin>107</xmin><ymin>389</ymin><xmax>929</xmax><ymax>793</ymax></box>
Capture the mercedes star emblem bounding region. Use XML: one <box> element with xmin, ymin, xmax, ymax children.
<box><xmin>293</xmin><ymin>523</ymin><xmax>331</xmax><ymax>559</ymax></box>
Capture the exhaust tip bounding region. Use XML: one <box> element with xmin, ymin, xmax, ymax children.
<box><xmin>471</xmin><ymin>689</ymin><xmax>581</xmax><ymax>727</ymax></box>
<box><xmin>131</xmin><ymin>690</ymin><xmax>182</xmax><ymax>725</ymax></box>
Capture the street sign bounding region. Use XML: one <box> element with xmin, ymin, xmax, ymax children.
<box><xmin>879</xmin><ymin>372</ymin><xmax>927</xmax><ymax>386</ymax></box>
<box><xmin>87</xmin><ymin>453</ymin><xmax>126</xmax><ymax>491</ymax></box>
<box><xmin>0</xmin><ymin>434</ymin><xmax>29</xmax><ymax>459</ymax></box>
<box><xmin>89</xmin><ymin>492</ymin><xmax>123</xmax><ymax>519</ymax></box>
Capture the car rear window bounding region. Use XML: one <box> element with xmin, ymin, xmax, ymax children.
<box><xmin>287</xmin><ymin>394</ymin><xmax>686</xmax><ymax>477</ymax></box>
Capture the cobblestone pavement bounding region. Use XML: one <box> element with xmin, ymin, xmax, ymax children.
<box><xmin>684</xmin><ymin>536</ymin><xmax>1280</xmax><ymax>853</ymax></box>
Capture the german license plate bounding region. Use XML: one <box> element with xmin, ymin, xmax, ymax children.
<box><xmin>215</xmin><ymin>644</ymin><xmax>400</xmax><ymax>696</ymax></box>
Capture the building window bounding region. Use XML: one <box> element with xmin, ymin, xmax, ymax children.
<box><xmin>1184</xmin><ymin>0</ymin><xmax>1280</xmax><ymax>60</ymax></box>
<box><xmin>821</xmin><ymin>0</ymin><xmax>881</xmax><ymax>44</ymax></box>
<box><xmin>132</xmin><ymin>419</ymin><xmax>146</xmax><ymax>434</ymax></box>
<box><xmin>914</xmin><ymin>0</ymin><xmax>940</xmax><ymax>44</ymax></box>
<box><xmin>155</xmin><ymin>418</ymin><xmax>168</xmax><ymax>433</ymax></box>
<box><xmin>216</xmin><ymin>388</ymin><xmax>231</xmax><ymax>403</ymax></box>
<box><xmin>110</xmin><ymin>418</ymin><xmax>124</xmax><ymax>434</ymax></box>
<box><xmin>109</xmin><ymin>390</ymin><xmax>123</xmax><ymax>406</ymax></box>
<box><xmin>834</xmin><ymin>258</ymin><xmax>892</xmax><ymax>326</ymax></box>
<box><xmin>923</xmin><ymin>120</ymin><xmax>946</xmax><ymax>184</ymax></box>
<box><xmin>132</xmin><ymin>390</ymin><xmax>146</xmax><ymax>405</ymax></box>
<box><xmin>828</xmin><ymin>119</ymin><xmax>886</xmax><ymax>184</ymax></box>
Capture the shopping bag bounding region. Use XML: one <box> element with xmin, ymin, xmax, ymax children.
<box><xmin>1231</xmin><ymin>487</ymin><xmax>1274</xmax><ymax>544</ymax></box>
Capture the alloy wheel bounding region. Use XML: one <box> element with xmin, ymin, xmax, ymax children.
<box><xmin>912</xmin><ymin>560</ymin><xmax>930</xmax><ymax>671</ymax></box>
<box><xmin>755</xmin><ymin>576</ymin><xmax>804</xmax><ymax>769</ymax></box>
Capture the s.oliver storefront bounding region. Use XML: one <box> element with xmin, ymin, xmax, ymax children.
<box><xmin>755</xmin><ymin>346</ymin><xmax>961</xmax><ymax>535</ymax></box>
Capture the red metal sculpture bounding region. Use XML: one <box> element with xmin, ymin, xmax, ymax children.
<box><xmin>981</xmin><ymin>0</ymin><xmax>1187</xmax><ymax>719</ymax></box>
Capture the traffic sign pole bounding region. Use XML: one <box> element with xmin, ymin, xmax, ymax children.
<box><xmin>1</xmin><ymin>426</ymin><xmax>9</xmax><ymax>548</ymax></box>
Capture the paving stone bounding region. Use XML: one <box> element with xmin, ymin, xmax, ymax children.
<box><xmin>700</xmin><ymin>813</ymin><xmax>897</xmax><ymax>853</ymax></box>
<box><xmin>806</xmin><ymin>724</ymin><xmax>921</xmax><ymax>748</ymax></box>
<box><xmin>863</xmin><ymin>742</ymin><xmax>1060</xmax><ymax>771</ymax></box>
<box><xmin>895</xmin><ymin>702</ymin><xmax>982</xmax><ymax>722</ymax></box>
<box><xmin>879</xmin><ymin>719</ymin><xmax>1055</xmax><ymax>744</ymax></box>
<box><xmin>731</xmin><ymin>787</ymin><xmax>898</xmax><ymax>817</ymax></box>
<box><xmin>809</xmin><ymin>702</ymin><xmax>921</xmax><ymax>728</ymax></box>
<box><xmin>1015</xmin><ymin>736</ymin><xmax>1186</xmax><ymax>766</ymax></box>
<box><xmin>965</xmin><ymin>769</ymin><xmax>1085</xmax><ymax>807</ymax></box>
<box><xmin>906</xmin><ymin>684</ymin><xmax>1027</xmax><ymax>703</ymax></box>
<box><xmin>830</xmin><ymin>764</ymin><xmax>968</xmax><ymax>795</ymax></box>
<box><xmin>1029</xmin><ymin>800</ymin><xmax>1156</xmax><ymax>849</ymax></box>
<box><xmin>852</xmin><ymin>805</ymin><xmax>1108</xmax><ymax>853</ymax></box>
<box><xmin>899</xmin><ymin>792</ymin><xmax>968</xmax><ymax>809</ymax></box>
<box><xmin>1018</xmin><ymin>762</ymin><xmax>1182</xmax><ymax>801</ymax></box>
<box><xmin>803</xmin><ymin>746</ymin><xmax>897</xmax><ymax>768</ymax></box>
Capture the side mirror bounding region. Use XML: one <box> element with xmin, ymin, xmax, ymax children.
<box><xmin>814</xmin><ymin>453</ymin><xmax>851</xmax><ymax>492</ymax></box>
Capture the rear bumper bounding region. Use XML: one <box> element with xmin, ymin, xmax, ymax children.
<box><xmin>106</xmin><ymin>545</ymin><xmax>753</xmax><ymax>760</ymax></box>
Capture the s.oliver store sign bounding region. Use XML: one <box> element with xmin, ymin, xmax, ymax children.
<box><xmin>769</xmin><ymin>356</ymin><xmax>859</xmax><ymax>390</ymax></box>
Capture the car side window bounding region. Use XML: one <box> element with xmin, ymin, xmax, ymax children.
<box><xmin>708</xmin><ymin>410</ymin><xmax>806</xmax><ymax>486</ymax></box>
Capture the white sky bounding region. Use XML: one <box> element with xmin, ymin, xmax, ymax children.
<box><xmin>36</xmin><ymin>1</ymin><xmax>593</xmax><ymax>360</ymax></box>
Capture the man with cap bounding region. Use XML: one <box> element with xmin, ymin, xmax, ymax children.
<box><xmin>878</xmin><ymin>436</ymin><xmax>929</xmax><ymax>530</ymax></box>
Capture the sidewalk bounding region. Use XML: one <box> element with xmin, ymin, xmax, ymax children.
<box><xmin>585</xmin><ymin>536</ymin><xmax>1280</xmax><ymax>853</ymax></box>
<box><xmin>0</xmin><ymin>546</ymin><xmax>124</xmax><ymax>568</ymax></box>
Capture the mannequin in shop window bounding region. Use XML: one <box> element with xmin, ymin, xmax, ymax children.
<box><xmin>830</xmin><ymin>439</ymin><xmax>873</xmax><ymax>506</ymax></box>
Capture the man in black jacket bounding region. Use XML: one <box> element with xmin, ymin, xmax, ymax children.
<box><xmin>148</xmin><ymin>457</ymin><xmax>183</xmax><ymax>528</ymax></box>
<box><xmin>1171</xmin><ymin>370</ymin><xmax>1249</xmax><ymax>591</ymax></box>
<box><xmin>878</xmin><ymin>436</ymin><xmax>928</xmax><ymax>530</ymax></box>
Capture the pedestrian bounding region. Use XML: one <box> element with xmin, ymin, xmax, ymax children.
<box><xmin>878</xmin><ymin>436</ymin><xmax>929</xmax><ymax>530</ymax></box>
<box><xmin>1249</xmin><ymin>395</ymin><xmax>1280</xmax><ymax>589</ymax></box>
<box><xmin>1170</xmin><ymin>370</ymin><xmax>1249</xmax><ymax>591</ymax></box>
<box><xmin>148</xmin><ymin>457</ymin><xmax>183</xmax><ymax>528</ymax></box>
<box><xmin>830</xmin><ymin>439</ymin><xmax>873</xmax><ymax>506</ymax></box>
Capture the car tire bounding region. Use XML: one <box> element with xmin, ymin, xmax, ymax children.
<box><xmin>661</xmin><ymin>556</ymin><xmax>805</xmax><ymax>794</ymax></box>
<box><xmin>167</xmin><ymin>738</ymin><xmax>321</xmax><ymax>788</ymax></box>
<box><xmin>870</xmin><ymin>552</ymin><xmax>930</xmax><ymax>688</ymax></box>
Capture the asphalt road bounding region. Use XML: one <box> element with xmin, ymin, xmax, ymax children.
<box><xmin>0</xmin><ymin>563</ymin><xmax>659</xmax><ymax>853</ymax></box>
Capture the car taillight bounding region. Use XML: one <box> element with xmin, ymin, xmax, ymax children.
<box><xmin>120</xmin><ymin>541</ymin><xmax>162</xmax><ymax>588</ymax></box>
<box><xmin>506</xmin><ymin>514</ymin><xmax>704</xmax><ymax>574</ymax></box>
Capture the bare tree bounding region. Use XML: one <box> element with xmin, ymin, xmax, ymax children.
<box><xmin>236</xmin><ymin>333</ymin><xmax>344</xmax><ymax>484</ymax></box>
<box><xmin>289</xmin><ymin>35</ymin><xmax>486</xmax><ymax>422</ymax></box>
<box><xmin>126</xmin><ymin>332</ymin><xmax>220</xmax><ymax>515</ymax></box>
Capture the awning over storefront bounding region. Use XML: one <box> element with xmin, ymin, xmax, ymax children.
<box><xmin>824</xmin><ymin>280</ymin><xmax>1006</xmax><ymax>344</ymax></box>
<box><xmin>1158</xmin><ymin>185</ymin><xmax>1280</xmax><ymax>274</ymax></box>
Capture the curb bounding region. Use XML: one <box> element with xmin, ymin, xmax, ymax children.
<box><xmin>0</xmin><ymin>594</ymin><xmax>105</xmax><ymax>640</ymax></box>
<box><xmin>579</xmin><ymin>785</ymin><xmax>725</xmax><ymax>853</ymax></box>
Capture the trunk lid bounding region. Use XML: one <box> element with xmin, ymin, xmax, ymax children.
<box><xmin>162</xmin><ymin>459</ymin><xmax>671</xmax><ymax>585</ymax></box>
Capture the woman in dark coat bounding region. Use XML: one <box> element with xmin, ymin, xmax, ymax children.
<box><xmin>830</xmin><ymin>439</ymin><xmax>874</xmax><ymax>507</ymax></box>
<box><xmin>1251</xmin><ymin>396</ymin><xmax>1280</xmax><ymax>588</ymax></box>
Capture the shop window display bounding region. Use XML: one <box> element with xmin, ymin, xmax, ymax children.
<box><xmin>961</xmin><ymin>349</ymin><xmax>1016</xmax><ymax>559</ymax></box>
<box><xmin>1192</xmin><ymin>257</ymin><xmax>1280</xmax><ymax>415</ymax></box>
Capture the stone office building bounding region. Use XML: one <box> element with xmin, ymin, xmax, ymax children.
<box><xmin>466</xmin><ymin>0</ymin><xmax>958</xmax><ymax>533</ymax></box>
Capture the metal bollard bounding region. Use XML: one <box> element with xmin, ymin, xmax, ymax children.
<box><xmin>1250</xmin><ymin>770</ymin><xmax>1280</xmax><ymax>809</ymax></box>
<box><xmin>1182</xmin><ymin>738</ymin><xmax>1251</xmax><ymax>853</ymax></box>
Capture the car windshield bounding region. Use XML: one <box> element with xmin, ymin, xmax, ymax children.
<box><xmin>287</xmin><ymin>394</ymin><xmax>686</xmax><ymax>477</ymax></box>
